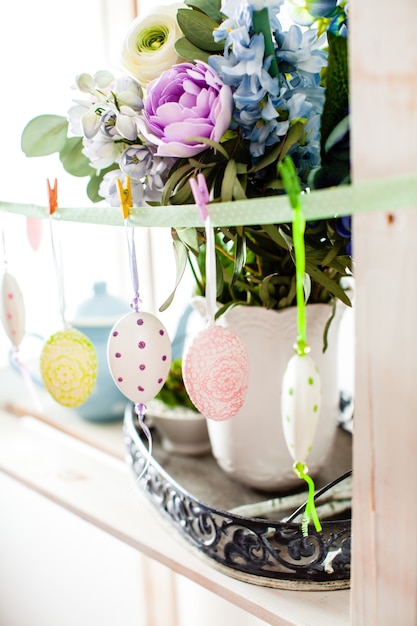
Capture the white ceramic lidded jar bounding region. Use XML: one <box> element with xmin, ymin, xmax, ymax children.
<box><xmin>72</xmin><ymin>282</ymin><xmax>129</xmax><ymax>421</ymax></box>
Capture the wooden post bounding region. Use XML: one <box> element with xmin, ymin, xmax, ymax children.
<box><xmin>350</xmin><ymin>1</ymin><xmax>417</xmax><ymax>624</ymax></box>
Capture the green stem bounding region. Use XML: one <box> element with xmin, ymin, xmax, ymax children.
<box><xmin>252</xmin><ymin>8</ymin><xmax>279</xmax><ymax>79</ymax></box>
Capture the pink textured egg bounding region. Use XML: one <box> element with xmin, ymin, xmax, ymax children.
<box><xmin>107</xmin><ymin>311</ymin><xmax>171</xmax><ymax>404</ymax></box>
<box><xmin>183</xmin><ymin>325</ymin><xmax>249</xmax><ymax>421</ymax></box>
<box><xmin>0</xmin><ymin>272</ymin><xmax>25</xmax><ymax>348</ymax></box>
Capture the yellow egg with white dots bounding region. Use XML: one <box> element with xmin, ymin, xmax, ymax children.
<box><xmin>281</xmin><ymin>353</ymin><xmax>321</xmax><ymax>465</ymax></box>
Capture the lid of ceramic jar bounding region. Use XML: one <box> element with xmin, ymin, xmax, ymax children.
<box><xmin>72</xmin><ymin>282</ymin><xmax>129</xmax><ymax>327</ymax></box>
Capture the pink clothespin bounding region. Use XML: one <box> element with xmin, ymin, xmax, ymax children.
<box><xmin>47</xmin><ymin>178</ymin><xmax>58</xmax><ymax>215</ymax></box>
<box><xmin>190</xmin><ymin>173</ymin><xmax>209</xmax><ymax>221</ymax></box>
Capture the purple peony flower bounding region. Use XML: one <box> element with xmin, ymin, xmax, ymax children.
<box><xmin>137</xmin><ymin>61</ymin><xmax>233</xmax><ymax>158</ymax></box>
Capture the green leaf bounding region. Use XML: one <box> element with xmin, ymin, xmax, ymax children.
<box><xmin>320</xmin><ymin>33</ymin><xmax>349</xmax><ymax>155</ymax></box>
<box><xmin>175</xmin><ymin>37</ymin><xmax>211</xmax><ymax>63</ymax></box>
<box><xmin>60</xmin><ymin>137</ymin><xmax>93</xmax><ymax>177</ymax></box>
<box><xmin>278</xmin><ymin>121</ymin><xmax>306</xmax><ymax>162</ymax></box>
<box><xmin>248</xmin><ymin>121</ymin><xmax>305</xmax><ymax>175</ymax></box>
<box><xmin>305</xmin><ymin>261</ymin><xmax>352</xmax><ymax>307</ymax></box>
<box><xmin>221</xmin><ymin>159</ymin><xmax>237</xmax><ymax>202</ymax></box>
<box><xmin>159</xmin><ymin>239</ymin><xmax>189</xmax><ymax>312</ymax></box>
<box><xmin>232</xmin><ymin>231</ymin><xmax>246</xmax><ymax>285</ymax></box>
<box><xmin>86</xmin><ymin>165</ymin><xmax>117</xmax><ymax>203</ymax></box>
<box><xmin>21</xmin><ymin>115</ymin><xmax>68</xmax><ymax>157</ymax></box>
<box><xmin>185</xmin><ymin>0</ymin><xmax>223</xmax><ymax>22</ymax></box>
<box><xmin>161</xmin><ymin>163</ymin><xmax>194</xmax><ymax>205</ymax></box>
<box><xmin>186</xmin><ymin>136</ymin><xmax>229</xmax><ymax>159</ymax></box>
<box><xmin>324</xmin><ymin>115</ymin><xmax>350</xmax><ymax>153</ymax></box>
<box><xmin>177</xmin><ymin>8</ymin><xmax>224</xmax><ymax>52</ymax></box>
<box><xmin>259</xmin><ymin>273</ymin><xmax>279</xmax><ymax>308</ymax></box>
<box><xmin>175</xmin><ymin>227</ymin><xmax>200</xmax><ymax>255</ymax></box>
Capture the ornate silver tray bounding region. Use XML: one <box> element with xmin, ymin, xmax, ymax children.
<box><xmin>124</xmin><ymin>404</ymin><xmax>351</xmax><ymax>590</ymax></box>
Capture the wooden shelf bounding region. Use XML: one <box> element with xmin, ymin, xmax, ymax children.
<box><xmin>0</xmin><ymin>367</ymin><xmax>350</xmax><ymax>625</ymax></box>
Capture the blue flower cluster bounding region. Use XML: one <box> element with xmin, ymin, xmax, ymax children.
<box><xmin>208</xmin><ymin>0</ymin><xmax>327</xmax><ymax>179</ymax></box>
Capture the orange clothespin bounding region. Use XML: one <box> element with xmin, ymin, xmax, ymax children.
<box><xmin>47</xmin><ymin>178</ymin><xmax>58</xmax><ymax>215</ymax></box>
<box><xmin>116</xmin><ymin>176</ymin><xmax>133</xmax><ymax>220</ymax></box>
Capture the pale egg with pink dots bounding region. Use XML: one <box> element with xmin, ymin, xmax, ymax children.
<box><xmin>107</xmin><ymin>311</ymin><xmax>171</xmax><ymax>404</ymax></box>
<box><xmin>183</xmin><ymin>325</ymin><xmax>249</xmax><ymax>421</ymax></box>
<box><xmin>0</xmin><ymin>272</ymin><xmax>25</xmax><ymax>348</ymax></box>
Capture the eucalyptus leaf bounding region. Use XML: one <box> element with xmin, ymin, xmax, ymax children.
<box><xmin>86</xmin><ymin>165</ymin><xmax>117</xmax><ymax>203</ymax></box>
<box><xmin>60</xmin><ymin>137</ymin><xmax>93</xmax><ymax>177</ymax></box>
<box><xmin>21</xmin><ymin>115</ymin><xmax>68</xmax><ymax>157</ymax></box>
<box><xmin>185</xmin><ymin>0</ymin><xmax>223</xmax><ymax>22</ymax></box>
<box><xmin>175</xmin><ymin>37</ymin><xmax>210</xmax><ymax>63</ymax></box>
<box><xmin>177</xmin><ymin>8</ymin><xmax>224</xmax><ymax>52</ymax></box>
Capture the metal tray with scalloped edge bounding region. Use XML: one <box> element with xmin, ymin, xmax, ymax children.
<box><xmin>124</xmin><ymin>404</ymin><xmax>352</xmax><ymax>591</ymax></box>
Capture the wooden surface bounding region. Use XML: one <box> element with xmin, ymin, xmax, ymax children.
<box><xmin>0</xmin><ymin>367</ymin><xmax>350</xmax><ymax>626</ymax></box>
<box><xmin>350</xmin><ymin>1</ymin><xmax>417</xmax><ymax>624</ymax></box>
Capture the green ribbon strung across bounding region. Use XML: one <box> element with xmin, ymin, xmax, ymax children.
<box><xmin>0</xmin><ymin>173</ymin><xmax>416</xmax><ymax>227</ymax></box>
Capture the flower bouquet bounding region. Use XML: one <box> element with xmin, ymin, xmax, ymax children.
<box><xmin>21</xmin><ymin>0</ymin><xmax>352</xmax><ymax>492</ymax></box>
<box><xmin>21</xmin><ymin>0</ymin><xmax>351</xmax><ymax>325</ymax></box>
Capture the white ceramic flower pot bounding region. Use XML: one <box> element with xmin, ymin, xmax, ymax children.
<box><xmin>192</xmin><ymin>299</ymin><xmax>345</xmax><ymax>491</ymax></box>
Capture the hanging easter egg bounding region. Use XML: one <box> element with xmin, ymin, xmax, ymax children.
<box><xmin>0</xmin><ymin>272</ymin><xmax>26</xmax><ymax>348</ymax></box>
<box><xmin>26</xmin><ymin>217</ymin><xmax>43</xmax><ymax>251</ymax></box>
<box><xmin>183</xmin><ymin>325</ymin><xmax>249</xmax><ymax>421</ymax></box>
<box><xmin>281</xmin><ymin>353</ymin><xmax>321</xmax><ymax>465</ymax></box>
<box><xmin>40</xmin><ymin>328</ymin><xmax>98</xmax><ymax>407</ymax></box>
<box><xmin>107</xmin><ymin>311</ymin><xmax>171</xmax><ymax>404</ymax></box>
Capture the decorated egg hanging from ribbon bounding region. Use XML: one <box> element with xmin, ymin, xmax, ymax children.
<box><xmin>107</xmin><ymin>310</ymin><xmax>171</xmax><ymax>405</ymax></box>
<box><xmin>183</xmin><ymin>174</ymin><xmax>249</xmax><ymax>421</ymax></box>
<box><xmin>40</xmin><ymin>328</ymin><xmax>98</xmax><ymax>408</ymax></box>
<box><xmin>39</xmin><ymin>178</ymin><xmax>98</xmax><ymax>409</ymax></box>
<box><xmin>183</xmin><ymin>324</ymin><xmax>249</xmax><ymax>421</ymax></box>
<box><xmin>0</xmin><ymin>272</ymin><xmax>26</xmax><ymax>349</ymax></box>
<box><xmin>281</xmin><ymin>352</ymin><xmax>321</xmax><ymax>466</ymax></box>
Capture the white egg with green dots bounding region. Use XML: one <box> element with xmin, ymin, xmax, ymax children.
<box><xmin>281</xmin><ymin>353</ymin><xmax>321</xmax><ymax>466</ymax></box>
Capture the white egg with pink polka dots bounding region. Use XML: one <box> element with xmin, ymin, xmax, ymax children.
<box><xmin>0</xmin><ymin>272</ymin><xmax>25</xmax><ymax>348</ymax></box>
<box><xmin>107</xmin><ymin>311</ymin><xmax>171</xmax><ymax>404</ymax></box>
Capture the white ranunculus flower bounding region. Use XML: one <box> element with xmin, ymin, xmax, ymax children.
<box><xmin>121</xmin><ymin>4</ymin><xmax>185</xmax><ymax>86</ymax></box>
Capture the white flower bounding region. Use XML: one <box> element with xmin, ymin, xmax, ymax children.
<box><xmin>121</xmin><ymin>4</ymin><xmax>185</xmax><ymax>86</ymax></box>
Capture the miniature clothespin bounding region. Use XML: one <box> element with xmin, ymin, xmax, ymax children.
<box><xmin>189</xmin><ymin>173</ymin><xmax>209</xmax><ymax>221</ymax></box>
<box><xmin>116</xmin><ymin>176</ymin><xmax>133</xmax><ymax>220</ymax></box>
<box><xmin>47</xmin><ymin>178</ymin><xmax>58</xmax><ymax>215</ymax></box>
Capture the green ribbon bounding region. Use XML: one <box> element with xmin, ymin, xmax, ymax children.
<box><xmin>294</xmin><ymin>461</ymin><xmax>322</xmax><ymax>536</ymax></box>
<box><xmin>1</xmin><ymin>173</ymin><xmax>415</xmax><ymax>228</ymax></box>
<box><xmin>280</xmin><ymin>156</ymin><xmax>322</xmax><ymax>536</ymax></box>
<box><xmin>278</xmin><ymin>157</ymin><xmax>307</xmax><ymax>354</ymax></box>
